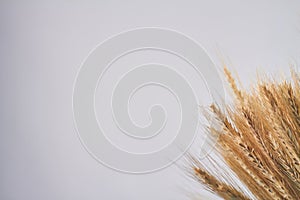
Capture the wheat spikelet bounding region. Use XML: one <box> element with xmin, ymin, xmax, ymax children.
<box><xmin>224</xmin><ymin>66</ymin><xmax>244</xmax><ymax>104</ymax></box>
<box><xmin>187</xmin><ymin>68</ymin><xmax>300</xmax><ymax>200</ymax></box>
<box><xmin>187</xmin><ymin>154</ymin><xmax>252</xmax><ymax>200</ymax></box>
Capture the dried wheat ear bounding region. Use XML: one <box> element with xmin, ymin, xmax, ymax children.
<box><xmin>187</xmin><ymin>68</ymin><xmax>300</xmax><ymax>200</ymax></box>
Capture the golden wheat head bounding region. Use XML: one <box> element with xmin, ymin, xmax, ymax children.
<box><xmin>187</xmin><ymin>67</ymin><xmax>300</xmax><ymax>200</ymax></box>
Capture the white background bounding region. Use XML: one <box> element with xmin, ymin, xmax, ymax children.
<box><xmin>1</xmin><ymin>1</ymin><xmax>300</xmax><ymax>199</ymax></box>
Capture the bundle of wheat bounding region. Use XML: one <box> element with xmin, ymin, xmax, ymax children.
<box><xmin>188</xmin><ymin>68</ymin><xmax>300</xmax><ymax>200</ymax></box>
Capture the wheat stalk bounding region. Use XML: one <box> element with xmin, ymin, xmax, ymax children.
<box><xmin>187</xmin><ymin>67</ymin><xmax>300</xmax><ymax>200</ymax></box>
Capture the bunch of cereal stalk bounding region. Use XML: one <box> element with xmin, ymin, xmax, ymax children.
<box><xmin>187</xmin><ymin>68</ymin><xmax>300</xmax><ymax>200</ymax></box>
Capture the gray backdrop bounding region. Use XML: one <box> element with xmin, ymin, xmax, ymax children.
<box><xmin>1</xmin><ymin>0</ymin><xmax>300</xmax><ymax>200</ymax></box>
